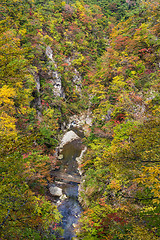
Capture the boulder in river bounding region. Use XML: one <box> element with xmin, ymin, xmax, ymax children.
<box><xmin>58</xmin><ymin>154</ymin><xmax>63</xmax><ymax>160</ymax></box>
<box><xmin>49</xmin><ymin>186</ymin><xmax>62</xmax><ymax>197</ymax></box>
<box><xmin>59</xmin><ymin>130</ymin><xmax>80</xmax><ymax>149</ymax></box>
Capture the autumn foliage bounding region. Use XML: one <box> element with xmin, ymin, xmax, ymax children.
<box><xmin>0</xmin><ymin>0</ymin><xmax>160</xmax><ymax>239</ymax></box>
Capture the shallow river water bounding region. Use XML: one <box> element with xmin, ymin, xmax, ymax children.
<box><xmin>58</xmin><ymin>183</ymin><xmax>82</xmax><ymax>239</ymax></box>
<box><xmin>52</xmin><ymin>139</ymin><xmax>83</xmax><ymax>239</ymax></box>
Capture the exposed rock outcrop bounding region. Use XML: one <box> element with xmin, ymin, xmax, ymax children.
<box><xmin>35</xmin><ymin>75</ymin><xmax>42</xmax><ymax>119</ymax></box>
<box><xmin>49</xmin><ymin>186</ymin><xmax>63</xmax><ymax>197</ymax></box>
<box><xmin>72</xmin><ymin>68</ymin><xmax>82</xmax><ymax>94</ymax></box>
<box><xmin>76</xmin><ymin>146</ymin><xmax>87</xmax><ymax>175</ymax></box>
<box><xmin>67</xmin><ymin>111</ymin><xmax>92</xmax><ymax>136</ymax></box>
<box><xmin>46</xmin><ymin>46</ymin><xmax>64</xmax><ymax>98</ymax></box>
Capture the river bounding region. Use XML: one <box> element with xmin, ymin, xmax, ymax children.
<box><xmin>51</xmin><ymin>139</ymin><xmax>83</xmax><ymax>239</ymax></box>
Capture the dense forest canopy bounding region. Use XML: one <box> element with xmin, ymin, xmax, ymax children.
<box><xmin>0</xmin><ymin>0</ymin><xmax>160</xmax><ymax>239</ymax></box>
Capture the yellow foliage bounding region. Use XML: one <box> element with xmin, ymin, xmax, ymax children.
<box><xmin>0</xmin><ymin>112</ymin><xmax>17</xmax><ymax>139</ymax></box>
<box><xmin>19</xmin><ymin>28</ymin><xmax>27</xmax><ymax>36</ymax></box>
<box><xmin>112</xmin><ymin>75</ymin><xmax>126</xmax><ymax>90</ymax></box>
<box><xmin>126</xmin><ymin>224</ymin><xmax>159</xmax><ymax>240</ymax></box>
<box><xmin>0</xmin><ymin>85</ymin><xmax>15</xmax><ymax>108</ymax></box>
<box><xmin>135</xmin><ymin>166</ymin><xmax>160</xmax><ymax>203</ymax></box>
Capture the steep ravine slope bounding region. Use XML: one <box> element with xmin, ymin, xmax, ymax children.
<box><xmin>0</xmin><ymin>1</ymin><xmax>106</xmax><ymax>239</ymax></box>
<box><xmin>0</xmin><ymin>0</ymin><xmax>159</xmax><ymax>239</ymax></box>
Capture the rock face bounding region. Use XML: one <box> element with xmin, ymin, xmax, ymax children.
<box><xmin>76</xmin><ymin>146</ymin><xmax>87</xmax><ymax>175</ymax></box>
<box><xmin>67</xmin><ymin>111</ymin><xmax>92</xmax><ymax>136</ymax></box>
<box><xmin>45</xmin><ymin>46</ymin><xmax>64</xmax><ymax>98</ymax></box>
<box><xmin>35</xmin><ymin>75</ymin><xmax>42</xmax><ymax>119</ymax></box>
<box><xmin>31</xmin><ymin>74</ymin><xmax>42</xmax><ymax>121</ymax></box>
<box><xmin>105</xmin><ymin>109</ymin><xmax>111</xmax><ymax>121</ymax></box>
<box><xmin>59</xmin><ymin>130</ymin><xmax>80</xmax><ymax>149</ymax></box>
<box><xmin>46</xmin><ymin>46</ymin><xmax>55</xmax><ymax>63</ymax></box>
<box><xmin>72</xmin><ymin>68</ymin><xmax>82</xmax><ymax>94</ymax></box>
<box><xmin>49</xmin><ymin>186</ymin><xmax>62</xmax><ymax>197</ymax></box>
<box><xmin>46</xmin><ymin>47</ymin><xmax>85</xmax><ymax>98</ymax></box>
<box><xmin>51</xmin><ymin>71</ymin><xmax>63</xmax><ymax>97</ymax></box>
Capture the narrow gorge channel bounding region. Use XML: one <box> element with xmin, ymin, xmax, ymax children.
<box><xmin>50</xmin><ymin>132</ymin><xmax>85</xmax><ymax>240</ymax></box>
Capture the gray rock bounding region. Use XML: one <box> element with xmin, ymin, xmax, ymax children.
<box><xmin>49</xmin><ymin>186</ymin><xmax>62</xmax><ymax>197</ymax></box>
<box><xmin>46</xmin><ymin>46</ymin><xmax>54</xmax><ymax>62</ymax></box>
<box><xmin>58</xmin><ymin>154</ymin><xmax>63</xmax><ymax>160</ymax></box>
<box><xmin>60</xmin><ymin>194</ymin><xmax>67</xmax><ymax>201</ymax></box>
<box><xmin>60</xmin><ymin>130</ymin><xmax>80</xmax><ymax>148</ymax></box>
<box><xmin>105</xmin><ymin>109</ymin><xmax>111</xmax><ymax>121</ymax></box>
<box><xmin>46</xmin><ymin>46</ymin><xmax>64</xmax><ymax>98</ymax></box>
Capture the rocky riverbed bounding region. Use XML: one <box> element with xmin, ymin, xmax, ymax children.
<box><xmin>49</xmin><ymin>130</ymin><xmax>86</xmax><ymax>239</ymax></box>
